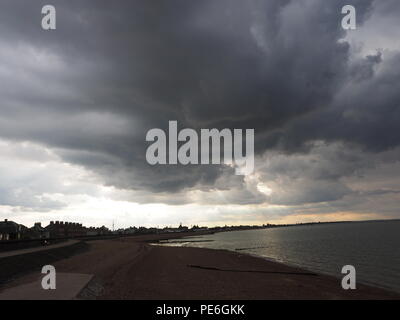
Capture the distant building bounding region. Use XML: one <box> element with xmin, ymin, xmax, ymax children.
<box><xmin>163</xmin><ymin>224</ymin><xmax>189</xmax><ymax>233</ymax></box>
<box><xmin>192</xmin><ymin>226</ymin><xmax>208</xmax><ymax>232</ymax></box>
<box><xmin>26</xmin><ymin>222</ymin><xmax>50</xmax><ymax>240</ymax></box>
<box><xmin>86</xmin><ymin>227</ymin><xmax>98</xmax><ymax>236</ymax></box>
<box><xmin>178</xmin><ymin>223</ymin><xmax>189</xmax><ymax>232</ymax></box>
<box><xmin>124</xmin><ymin>227</ymin><xmax>137</xmax><ymax>235</ymax></box>
<box><xmin>86</xmin><ymin>225</ymin><xmax>110</xmax><ymax>236</ymax></box>
<box><xmin>0</xmin><ymin>219</ymin><xmax>26</xmax><ymax>241</ymax></box>
<box><xmin>45</xmin><ymin>221</ymin><xmax>86</xmax><ymax>238</ymax></box>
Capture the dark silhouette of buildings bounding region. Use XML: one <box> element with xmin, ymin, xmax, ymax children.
<box><xmin>0</xmin><ymin>219</ymin><xmax>26</xmax><ymax>241</ymax></box>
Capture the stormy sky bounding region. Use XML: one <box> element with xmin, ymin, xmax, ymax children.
<box><xmin>1</xmin><ymin>0</ymin><xmax>400</xmax><ymax>228</ymax></box>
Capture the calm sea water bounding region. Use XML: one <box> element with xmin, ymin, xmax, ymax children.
<box><xmin>162</xmin><ymin>220</ymin><xmax>400</xmax><ymax>293</ymax></box>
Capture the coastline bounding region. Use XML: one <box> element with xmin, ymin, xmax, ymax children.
<box><xmin>1</xmin><ymin>233</ymin><xmax>399</xmax><ymax>300</ymax></box>
<box><xmin>154</xmin><ymin>226</ymin><xmax>400</xmax><ymax>295</ymax></box>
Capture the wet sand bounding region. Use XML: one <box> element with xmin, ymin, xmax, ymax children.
<box><xmin>1</xmin><ymin>234</ymin><xmax>399</xmax><ymax>300</ymax></box>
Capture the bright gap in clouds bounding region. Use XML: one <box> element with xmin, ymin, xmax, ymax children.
<box><xmin>257</xmin><ymin>183</ymin><xmax>273</xmax><ymax>196</ymax></box>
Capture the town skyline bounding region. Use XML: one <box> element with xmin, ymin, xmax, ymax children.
<box><xmin>2</xmin><ymin>216</ymin><xmax>399</xmax><ymax>239</ymax></box>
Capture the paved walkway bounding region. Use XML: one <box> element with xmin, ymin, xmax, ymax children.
<box><xmin>0</xmin><ymin>240</ymin><xmax>79</xmax><ymax>259</ymax></box>
<box><xmin>0</xmin><ymin>273</ymin><xmax>93</xmax><ymax>300</ymax></box>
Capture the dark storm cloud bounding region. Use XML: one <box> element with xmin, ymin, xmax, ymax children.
<box><xmin>274</xmin><ymin>51</ymin><xmax>400</xmax><ymax>153</ymax></box>
<box><xmin>0</xmin><ymin>0</ymin><xmax>399</xmax><ymax>204</ymax></box>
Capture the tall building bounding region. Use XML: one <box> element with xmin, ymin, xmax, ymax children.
<box><xmin>45</xmin><ymin>221</ymin><xmax>86</xmax><ymax>238</ymax></box>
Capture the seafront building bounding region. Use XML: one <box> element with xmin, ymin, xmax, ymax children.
<box><xmin>0</xmin><ymin>218</ymin><xmax>198</xmax><ymax>241</ymax></box>
<box><xmin>0</xmin><ymin>219</ymin><xmax>26</xmax><ymax>241</ymax></box>
<box><xmin>0</xmin><ymin>218</ymin><xmax>111</xmax><ymax>241</ymax></box>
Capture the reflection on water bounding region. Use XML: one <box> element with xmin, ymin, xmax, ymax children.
<box><xmin>161</xmin><ymin>220</ymin><xmax>400</xmax><ymax>293</ymax></box>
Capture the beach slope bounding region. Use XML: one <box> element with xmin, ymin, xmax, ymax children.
<box><xmin>1</xmin><ymin>235</ymin><xmax>399</xmax><ymax>300</ymax></box>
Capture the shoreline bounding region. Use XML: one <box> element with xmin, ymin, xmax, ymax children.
<box><xmin>151</xmin><ymin>238</ymin><xmax>400</xmax><ymax>297</ymax></box>
<box><xmin>1</xmin><ymin>233</ymin><xmax>399</xmax><ymax>300</ymax></box>
<box><xmin>153</xmin><ymin>229</ymin><xmax>400</xmax><ymax>295</ymax></box>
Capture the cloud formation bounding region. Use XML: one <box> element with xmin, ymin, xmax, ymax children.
<box><xmin>1</xmin><ymin>0</ymin><xmax>400</xmax><ymax>224</ymax></box>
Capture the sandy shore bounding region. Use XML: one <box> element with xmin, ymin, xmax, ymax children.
<box><xmin>1</xmin><ymin>233</ymin><xmax>399</xmax><ymax>300</ymax></box>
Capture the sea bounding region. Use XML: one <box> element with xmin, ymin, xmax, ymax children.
<box><xmin>160</xmin><ymin>220</ymin><xmax>400</xmax><ymax>293</ymax></box>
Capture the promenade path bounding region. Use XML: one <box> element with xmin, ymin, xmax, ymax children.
<box><xmin>0</xmin><ymin>240</ymin><xmax>79</xmax><ymax>259</ymax></box>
